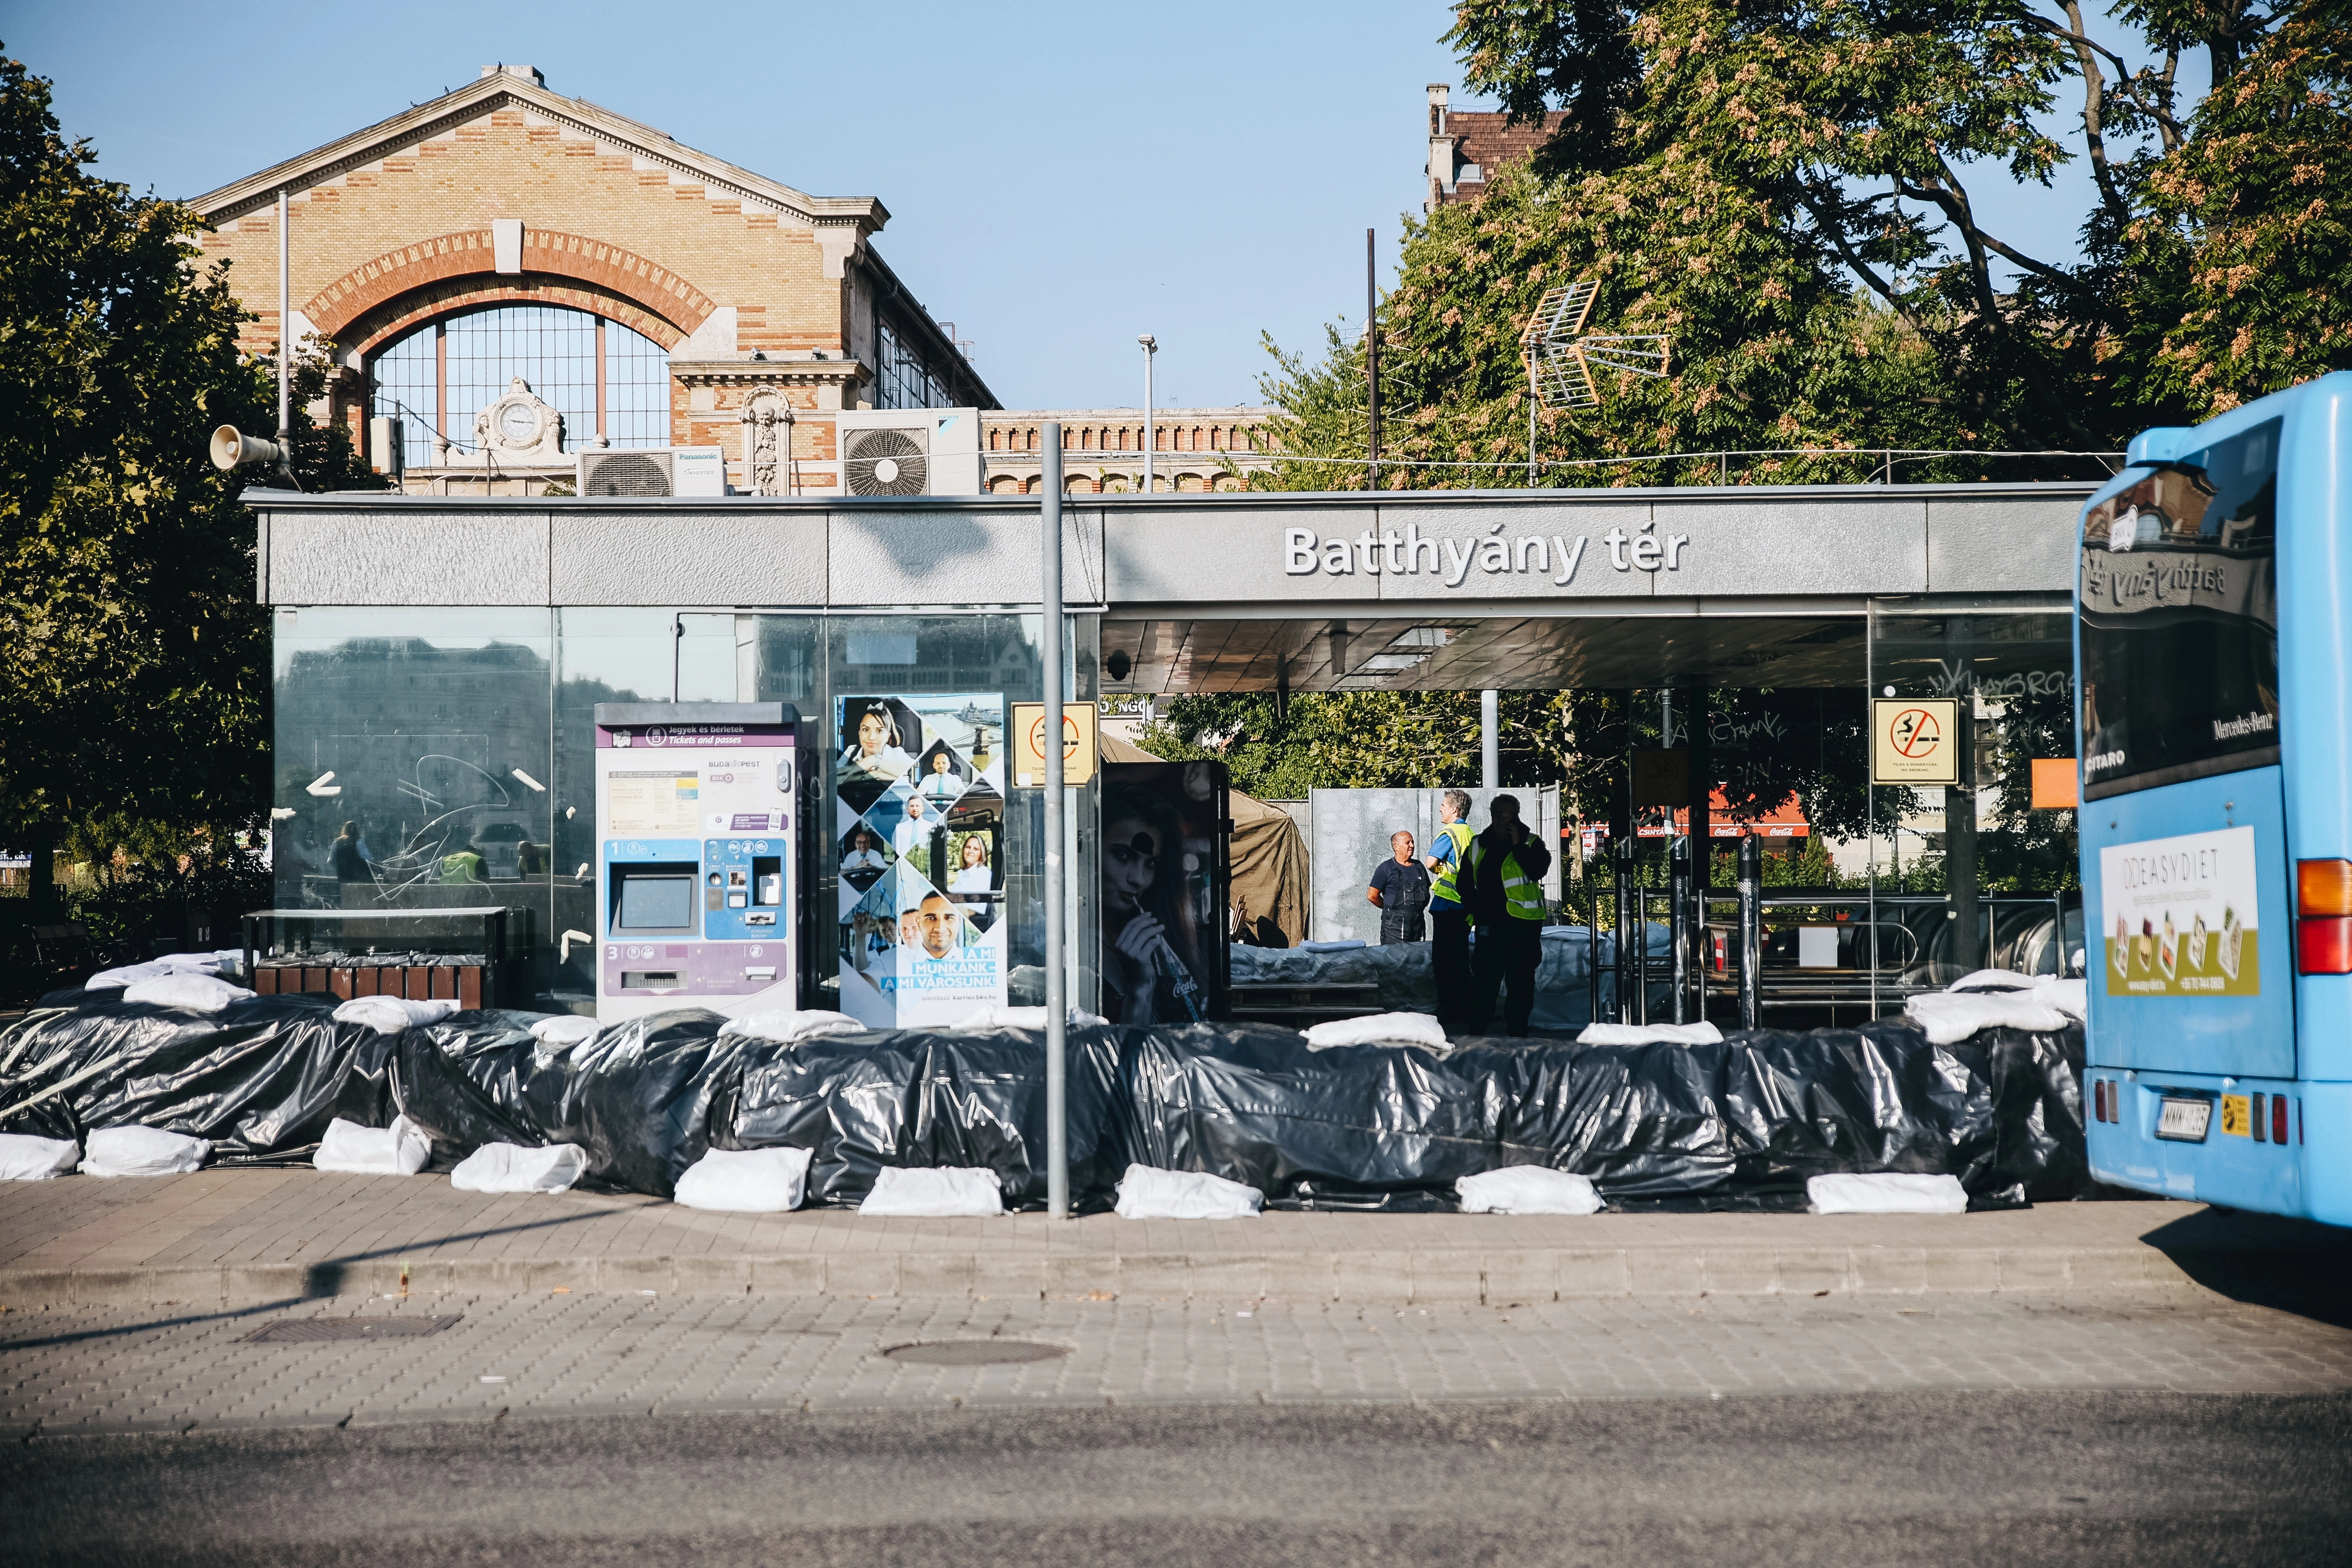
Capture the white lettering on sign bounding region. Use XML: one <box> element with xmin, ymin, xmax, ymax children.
<box><xmin>1280</xmin><ymin>521</ymin><xmax>1683</xmax><ymax>587</ymax></box>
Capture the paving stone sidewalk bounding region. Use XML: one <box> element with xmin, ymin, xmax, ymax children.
<box><xmin>5</xmin><ymin>1169</ymin><xmax>2346</xmax><ymax>1309</ymax></box>
<box><xmin>5</xmin><ymin>1289</ymin><xmax>2350</xmax><ymax>1436</ymax></box>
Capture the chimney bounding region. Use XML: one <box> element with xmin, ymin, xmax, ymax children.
<box><xmin>1426</xmin><ymin>84</ymin><xmax>1457</xmax><ymax>214</ymax></box>
<box><xmin>480</xmin><ymin>63</ymin><xmax>546</xmax><ymax>87</ymax></box>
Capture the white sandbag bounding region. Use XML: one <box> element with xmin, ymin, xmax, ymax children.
<box><xmin>1300</xmin><ymin>939</ymin><xmax>1368</xmax><ymax>952</ymax></box>
<box><xmin>2033</xmin><ymin>976</ymin><xmax>2088</xmax><ymax>1021</ymax></box>
<box><xmin>85</xmin><ymin>961</ymin><xmax>176</xmax><ymax>991</ymax></box>
<box><xmin>1903</xmin><ymin>989</ymin><xmax>2070</xmax><ymax>1044</ymax></box>
<box><xmin>1576</xmin><ymin>1020</ymin><xmax>1726</xmax><ymax>1047</ymax></box>
<box><xmin>1808</xmin><ymin>1172</ymin><xmax>1969</xmax><ymax>1214</ymax></box>
<box><xmin>717</xmin><ymin>1009</ymin><xmax>867</xmax><ymax>1044</ymax></box>
<box><xmin>119</xmin><ymin>972</ymin><xmax>255</xmax><ymax>1014</ymax></box>
<box><xmin>858</xmin><ymin>1165</ymin><xmax>1004</xmax><ymax>1217</ymax></box>
<box><xmin>449</xmin><ymin>1141</ymin><xmax>589</xmax><ymax>1194</ymax></box>
<box><xmin>0</xmin><ymin>1133</ymin><xmax>81</xmax><ymax>1181</ymax></box>
<box><xmin>672</xmin><ymin>1145</ymin><xmax>814</xmax><ymax>1213</ymax></box>
<box><xmin>80</xmin><ymin>1125</ymin><xmax>210</xmax><ymax>1177</ymax></box>
<box><xmin>1948</xmin><ymin>968</ymin><xmax>2040</xmax><ymax>993</ymax></box>
<box><xmin>1113</xmin><ymin>1163</ymin><xmax>1263</xmax><ymax>1219</ymax></box>
<box><xmin>1301</xmin><ymin>1011</ymin><xmax>1451</xmax><ymax>1051</ymax></box>
<box><xmin>313</xmin><ymin>1115</ymin><xmax>432</xmax><ymax>1175</ymax></box>
<box><xmin>332</xmin><ymin>996</ymin><xmax>459</xmax><ymax>1034</ymax></box>
<box><xmin>1456</xmin><ymin>1166</ymin><xmax>1604</xmax><ymax>1215</ymax></box>
<box><xmin>528</xmin><ymin>1014</ymin><xmax>600</xmax><ymax>1047</ymax></box>
<box><xmin>950</xmin><ymin>1005</ymin><xmax>1113</xmax><ymax>1031</ymax></box>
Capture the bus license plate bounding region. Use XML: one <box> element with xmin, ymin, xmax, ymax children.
<box><xmin>2155</xmin><ymin>1097</ymin><xmax>2213</xmax><ymax>1142</ymax></box>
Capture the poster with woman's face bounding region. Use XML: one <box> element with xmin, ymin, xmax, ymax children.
<box><xmin>1099</xmin><ymin>760</ymin><xmax>1226</xmax><ymax>1025</ymax></box>
<box><xmin>835</xmin><ymin>692</ymin><xmax>1007</xmax><ymax>1028</ymax></box>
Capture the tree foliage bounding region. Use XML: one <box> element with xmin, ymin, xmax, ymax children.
<box><xmin>0</xmin><ymin>48</ymin><xmax>374</xmax><ymax>890</ymax></box>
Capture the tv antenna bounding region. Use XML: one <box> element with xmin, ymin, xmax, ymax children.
<box><xmin>1518</xmin><ymin>273</ymin><xmax>1671</xmax><ymax>481</ymax></box>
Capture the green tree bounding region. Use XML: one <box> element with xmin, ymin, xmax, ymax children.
<box><xmin>0</xmin><ymin>48</ymin><xmax>374</xmax><ymax>919</ymax></box>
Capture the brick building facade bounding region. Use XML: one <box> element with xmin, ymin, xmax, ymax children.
<box><xmin>194</xmin><ymin>64</ymin><xmax>994</xmax><ymax>495</ymax></box>
<box><xmin>192</xmin><ymin>64</ymin><xmax>1276</xmax><ymax>498</ymax></box>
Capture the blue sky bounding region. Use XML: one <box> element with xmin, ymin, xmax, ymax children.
<box><xmin>9</xmin><ymin>2</ymin><xmax>2198</xmax><ymax>410</ymax></box>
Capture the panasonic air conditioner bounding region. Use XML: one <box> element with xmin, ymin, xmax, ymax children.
<box><xmin>835</xmin><ymin>409</ymin><xmax>982</xmax><ymax>496</ymax></box>
<box><xmin>574</xmin><ymin>446</ymin><xmax>727</xmax><ymax>498</ymax></box>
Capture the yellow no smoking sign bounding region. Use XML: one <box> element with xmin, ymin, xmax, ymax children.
<box><xmin>1872</xmin><ymin>698</ymin><xmax>1959</xmax><ymax>785</ymax></box>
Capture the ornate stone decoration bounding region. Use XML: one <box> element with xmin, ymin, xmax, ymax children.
<box><xmin>464</xmin><ymin>375</ymin><xmax>566</xmax><ymax>463</ymax></box>
<box><xmin>739</xmin><ymin>387</ymin><xmax>797</xmax><ymax>496</ymax></box>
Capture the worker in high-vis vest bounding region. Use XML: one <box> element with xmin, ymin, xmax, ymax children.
<box><xmin>1463</xmin><ymin>792</ymin><xmax>1553</xmax><ymax>1036</ymax></box>
<box><xmin>1422</xmin><ymin>789</ymin><xmax>1476</xmax><ymax>1031</ymax></box>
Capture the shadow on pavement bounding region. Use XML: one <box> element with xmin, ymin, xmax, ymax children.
<box><xmin>2138</xmin><ymin>1207</ymin><xmax>2352</xmax><ymax>1329</ymax></box>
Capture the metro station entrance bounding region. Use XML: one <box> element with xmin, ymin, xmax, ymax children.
<box><xmin>1103</xmin><ymin>597</ymin><xmax>2084</xmax><ymax>1029</ymax></box>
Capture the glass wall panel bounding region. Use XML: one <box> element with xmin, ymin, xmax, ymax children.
<box><xmin>270</xmin><ymin>606</ymin><xmax>554</xmax><ymax>969</ymax></box>
<box><xmin>548</xmin><ymin>609</ymin><xmax>678</xmax><ymax>1009</ymax></box>
<box><xmin>1866</xmin><ymin>602</ymin><xmax>2082</xmax><ymax>992</ymax></box>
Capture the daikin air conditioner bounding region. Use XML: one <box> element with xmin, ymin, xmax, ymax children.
<box><xmin>835</xmin><ymin>409</ymin><xmax>982</xmax><ymax>496</ymax></box>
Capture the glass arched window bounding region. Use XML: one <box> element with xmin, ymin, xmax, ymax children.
<box><xmin>369</xmin><ymin>304</ymin><xmax>669</xmax><ymax>469</ymax></box>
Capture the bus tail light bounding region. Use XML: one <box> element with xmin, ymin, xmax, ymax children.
<box><xmin>2296</xmin><ymin>917</ymin><xmax>2352</xmax><ymax>974</ymax></box>
<box><xmin>2298</xmin><ymin>860</ymin><xmax>2352</xmax><ymax>916</ymax></box>
<box><xmin>2273</xmin><ymin>1095</ymin><xmax>2291</xmax><ymax>1144</ymax></box>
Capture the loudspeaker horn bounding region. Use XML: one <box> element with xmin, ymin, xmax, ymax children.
<box><xmin>209</xmin><ymin>425</ymin><xmax>284</xmax><ymax>471</ymax></box>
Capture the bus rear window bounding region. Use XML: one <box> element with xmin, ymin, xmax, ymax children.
<box><xmin>2079</xmin><ymin>419</ymin><xmax>2280</xmax><ymax>799</ymax></box>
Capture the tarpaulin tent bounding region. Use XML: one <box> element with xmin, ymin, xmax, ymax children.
<box><xmin>1102</xmin><ymin>733</ymin><xmax>1308</xmax><ymax>948</ymax></box>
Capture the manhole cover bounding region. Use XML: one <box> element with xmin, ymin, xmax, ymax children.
<box><xmin>879</xmin><ymin>1339</ymin><xmax>1069</xmax><ymax>1367</ymax></box>
<box><xmin>243</xmin><ymin>1315</ymin><xmax>462</xmax><ymax>1344</ymax></box>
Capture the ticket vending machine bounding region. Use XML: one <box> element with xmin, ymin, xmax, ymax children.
<box><xmin>592</xmin><ymin>702</ymin><xmax>803</xmax><ymax>1021</ymax></box>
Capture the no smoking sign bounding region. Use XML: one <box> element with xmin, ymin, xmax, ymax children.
<box><xmin>1872</xmin><ymin>698</ymin><xmax>1960</xmax><ymax>785</ymax></box>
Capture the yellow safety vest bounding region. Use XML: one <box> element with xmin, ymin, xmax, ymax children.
<box><xmin>1427</xmin><ymin>822</ymin><xmax>1475</xmax><ymax>906</ymax></box>
<box><xmin>1463</xmin><ymin>838</ymin><xmax>1546</xmax><ymax>921</ymax></box>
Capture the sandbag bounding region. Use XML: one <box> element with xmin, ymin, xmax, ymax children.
<box><xmin>449</xmin><ymin>1141</ymin><xmax>589</xmax><ymax>1193</ymax></box>
<box><xmin>120</xmin><ymin>974</ymin><xmax>255</xmax><ymax>1012</ymax></box>
<box><xmin>388</xmin><ymin>1010</ymin><xmax>579</xmax><ymax>1169</ymax></box>
<box><xmin>313</xmin><ymin>1115</ymin><xmax>432</xmax><ymax>1175</ymax></box>
<box><xmin>860</xmin><ymin>1165</ymin><xmax>1003</xmax><ymax>1216</ymax></box>
<box><xmin>1808</xmin><ymin>1172</ymin><xmax>1969</xmax><ymax>1214</ymax></box>
<box><xmin>333</xmin><ymin>997</ymin><xmax>458</xmax><ymax>1034</ymax></box>
<box><xmin>674</xmin><ymin>1145</ymin><xmax>813</xmax><ymax>1213</ymax></box>
<box><xmin>81</xmin><ymin>1125</ymin><xmax>210</xmax><ymax>1177</ymax></box>
<box><xmin>1456</xmin><ymin>1165</ymin><xmax>1603</xmax><ymax>1215</ymax></box>
<box><xmin>717</xmin><ymin>1010</ymin><xmax>865</xmax><ymax>1044</ymax></box>
<box><xmin>1302</xmin><ymin>1012</ymin><xmax>1451</xmax><ymax>1051</ymax></box>
<box><xmin>0</xmin><ymin>1133</ymin><xmax>79</xmax><ymax>1180</ymax></box>
<box><xmin>1114</xmin><ymin>1163</ymin><xmax>1262</xmax><ymax>1219</ymax></box>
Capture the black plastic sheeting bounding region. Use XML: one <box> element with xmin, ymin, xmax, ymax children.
<box><xmin>0</xmin><ymin>995</ymin><xmax>2086</xmax><ymax>1211</ymax></box>
<box><xmin>0</xmin><ymin>993</ymin><xmax>393</xmax><ymax>1161</ymax></box>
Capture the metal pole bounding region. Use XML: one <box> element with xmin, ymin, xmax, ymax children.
<box><xmin>1613</xmin><ymin>837</ymin><xmax>1634</xmax><ymax>1023</ymax></box>
<box><xmin>1042</xmin><ymin>422</ymin><xmax>1068</xmax><ymax>1220</ymax></box>
<box><xmin>1634</xmin><ymin>883</ymin><xmax>1649</xmax><ymax>1025</ymax></box>
<box><xmin>1138</xmin><ymin>335</ymin><xmax>1156</xmax><ymax>495</ymax></box>
<box><xmin>1586</xmin><ymin>862</ymin><xmax>1602</xmax><ymax>1031</ymax></box>
<box><xmin>1479</xmin><ymin>690</ymin><xmax>1500</xmax><ymax>789</ymax></box>
<box><xmin>1737</xmin><ymin>834</ymin><xmax>1762</xmax><ymax>1030</ymax></box>
<box><xmin>1670</xmin><ymin>835</ymin><xmax>1691</xmax><ymax>1024</ymax></box>
<box><xmin>1366</xmin><ymin>227</ymin><xmax>1378</xmax><ymax>493</ymax></box>
<box><xmin>276</xmin><ymin>190</ymin><xmax>293</xmax><ymax>478</ymax></box>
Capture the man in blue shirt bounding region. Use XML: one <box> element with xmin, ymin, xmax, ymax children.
<box><xmin>1367</xmin><ymin>831</ymin><xmax>1430</xmax><ymax>943</ymax></box>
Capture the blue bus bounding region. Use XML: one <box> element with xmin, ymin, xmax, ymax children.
<box><xmin>2078</xmin><ymin>372</ymin><xmax>2350</xmax><ymax>1226</ymax></box>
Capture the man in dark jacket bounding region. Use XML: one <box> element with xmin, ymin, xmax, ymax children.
<box><xmin>1464</xmin><ymin>793</ymin><xmax>1552</xmax><ymax>1035</ymax></box>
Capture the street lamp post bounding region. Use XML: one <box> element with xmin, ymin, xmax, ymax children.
<box><xmin>1138</xmin><ymin>334</ymin><xmax>1157</xmax><ymax>496</ymax></box>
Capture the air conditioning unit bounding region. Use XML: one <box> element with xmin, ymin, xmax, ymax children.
<box><xmin>574</xmin><ymin>446</ymin><xmax>726</xmax><ymax>498</ymax></box>
<box><xmin>576</xmin><ymin>449</ymin><xmax>673</xmax><ymax>497</ymax></box>
<box><xmin>835</xmin><ymin>409</ymin><xmax>982</xmax><ymax>496</ymax></box>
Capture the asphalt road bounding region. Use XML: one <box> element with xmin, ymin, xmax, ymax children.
<box><xmin>8</xmin><ymin>1390</ymin><xmax>2348</xmax><ymax>1567</ymax></box>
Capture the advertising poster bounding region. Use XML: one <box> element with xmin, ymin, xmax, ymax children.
<box><xmin>834</xmin><ymin>692</ymin><xmax>1007</xmax><ymax>1027</ymax></box>
<box><xmin>2099</xmin><ymin>825</ymin><xmax>2261</xmax><ymax>997</ymax></box>
<box><xmin>1099</xmin><ymin>760</ymin><xmax>1229</xmax><ymax>1024</ymax></box>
